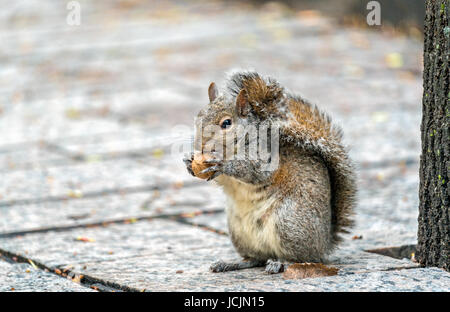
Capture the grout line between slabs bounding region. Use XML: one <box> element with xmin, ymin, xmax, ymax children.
<box><xmin>0</xmin><ymin>208</ymin><xmax>225</xmax><ymax>239</ymax></box>
<box><xmin>0</xmin><ymin>181</ymin><xmax>202</xmax><ymax>208</ymax></box>
<box><xmin>0</xmin><ymin>248</ymin><xmax>135</xmax><ymax>292</ymax></box>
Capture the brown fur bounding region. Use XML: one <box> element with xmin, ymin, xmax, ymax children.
<box><xmin>287</xmin><ymin>97</ymin><xmax>333</xmax><ymax>140</ymax></box>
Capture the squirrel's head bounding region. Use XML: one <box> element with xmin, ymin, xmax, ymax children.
<box><xmin>194</xmin><ymin>73</ymin><xmax>285</xmax><ymax>159</ymax></box>
<box><xmin>194</xmin><ymin>82</ymin><xmax>248</xmax><ymax>157</ymax></box>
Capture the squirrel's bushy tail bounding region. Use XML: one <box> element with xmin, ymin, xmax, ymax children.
<box><xmin>281</xmin><ymin>97</ymin><xmax>357</xmax><ymax>247</ymax></box>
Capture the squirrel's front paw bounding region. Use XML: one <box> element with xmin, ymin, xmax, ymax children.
<box><xmin>183</xmin><ymin>153</ymin><xmax>195</xmax><ymax>177</ymax></box>
<box><xmin>200</xmin><ymin>152</ymin><xmax>225</xmax><ymax>181</ymax></box>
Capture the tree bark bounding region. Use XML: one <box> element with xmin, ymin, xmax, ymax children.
<box><xmin>417</xmin><ymin>0</ymin><xmax>449</xmax><ymax>271</ymax></box>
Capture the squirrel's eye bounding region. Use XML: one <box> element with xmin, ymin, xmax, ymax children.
<box><xmin>220</xmin><ymin>118</ymin><xmax>232</xmax><ymax>129</ymax></box>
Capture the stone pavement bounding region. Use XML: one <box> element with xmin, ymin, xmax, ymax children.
<box><xmin>0</xmin><ymin>0</ymin><xmax>449</xmax><ymax>292</ymax></box>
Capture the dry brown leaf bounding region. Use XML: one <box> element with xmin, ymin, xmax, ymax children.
<box><xmin>75</xmin><ymin>236</ymin><xmax>95</xmax><ymax>242</ymax></box>
<box><xmin>72</xmin><ymin>274</ymin><xmax>84</xmax><ymax>283</ymax></box>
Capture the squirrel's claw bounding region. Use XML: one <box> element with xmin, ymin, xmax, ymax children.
<box><xmin>200</xmin><ymin>165</ymin><xmax>223</xmax><ymax>181</ymax></box>
<box><xmin>200</xmin><ymin>165</ymin><xmax>221</xmax><ymax>174</ymax></box>
<box><xmin>183</xmin><ymin>153</ymin><xmax>195</xmax><ymax>176</ymax></box>
<box><xmin>182</xmin><ymin>152</ymin><xmax>194</xmax><ymax>162</ymax></box>
<box><xmin>203</xmin><ymin>158</ymin><xmax>222</xmax><ymax>164</ymax></box>
<box><xmin>182</xmin><ymin>158</ymin><xmax>191</xmax><ymax>165</ymax></box>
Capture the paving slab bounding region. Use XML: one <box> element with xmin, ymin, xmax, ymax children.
<box><xmin>0</xmin><ymin>219</ymin><xmax>232</xmax><ymax>267</ymax></box>
<box><xmin>0</xmin><ymin>193</ymin><xmax>149</xmax><ymax>234</ymax></box>
<box><xmin>0</xmin><ymin>184</ymin><xmax>224</xmax><ymax>235</ymax></box>
<box><xmin>50</xmin><ymin>130</ymin><xmax>174</xmax><ymax>158</ymax></box>
<box><xmin>352</xmin><ymin>163</ymin><xmax>419</xmax><ymax>248</ymax></box>
<box><xmin>0</xmin><ymin>214</ymin><xmax>422</xmax><ymax>292</ymax></box>
<box><xmin>0</xmin><ymin>143</ymin><xmax>70</xmax><ymax>172</ymax></box>
<box><xmin>62</xmin><ymin>243</ymin><xmax>419</xmax><ymax>292</ymax></box>
<box><xmin>190</xmin><ymin>210</ymin><xmax>229</xmax><ymax>234</ymax></box>
<box><xmin>0</xmin><ymin>158</ymin><xmax>199</xmax><ymax>205</ymax></box>
<box><xmin>0</xmin><ymin>260</ymin><xmax>94</xmax><ymax>292</ymax></box>
<box><xmin>237</xmin><ymin>268</ymin><xmax>450</xmax><ymax>292</ymax></box>
<box><xmin>344</xmin><ymin>109</ymin><xmax>421</xmax><ymax>166</ymax></box>
<box><xmin>0</xmin><ymin>107</ymin><xmax>131</xmax><ymax>146</ymax></box>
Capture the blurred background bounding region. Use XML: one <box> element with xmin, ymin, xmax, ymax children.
<box><xmin>0</xmin><ymin>0</ymin><xmax>424</xmax><ymax>267</ymax></box>
<box><xmin>1</xmin><ymin>0</ymin><xmax>423</xmax><ymax>133</ymax></box>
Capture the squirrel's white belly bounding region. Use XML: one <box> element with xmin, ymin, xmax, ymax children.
<box><xmin>217</xmin><ymin>176</ymin><xmax>284</xmax><ymax>259</ymax></box>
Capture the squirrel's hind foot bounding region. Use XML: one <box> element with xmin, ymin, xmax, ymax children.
<box><xmin>210</xmin><ymin>259</ymin><xmax>265</xmax><ymax>273</ymax></box>
<box><xmin>264</xmin><ymin>259</ymin><xmax>286</xmax><ymax>274</ymax></box>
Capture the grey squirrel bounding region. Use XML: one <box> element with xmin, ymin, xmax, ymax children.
<box><xmin>184</xmin><ymin>71</ymin><xmax>356</xmax><ymax>273</ymax></box>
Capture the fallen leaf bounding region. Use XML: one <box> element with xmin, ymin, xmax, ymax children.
<box><xmin>72</xmin><ymin>274</ymin><xmax>84</xmax><ymax>283</ymax></box>
<box><xmin>28</xmin><ymin>259</ymin><xmax>38</xmax><ymax>269</ymax></box>
<box><xmin>65</xmin><ymin>108</ymin><xmax>81</xmax><ymax>119</ymax></box>
<box><xmin>385</xmin><ymin>52</ymin><xmax>403</xmax><ymax>69</ymax></box>
<box><xmin>124</xmin><ymin>218</ymin><xmax>138</xmax><ymax>224</ymax></box>
<box><xmin>152</xmin><ymin>148</ymin><xmax>164</xmax><ymax>159</ymax></box>
<box><xmin>67</xmin><ymin>189</ymin><xmax>83</xmax><ymax>198</ymax></box>
<box><xmin>75</xmin><ymin>236</ymin><xmax>95</xmax><ymax>242</ymax></box>
<box><xmin>376</xmin><ymin>173</ymin><xmax>384</xmax><ymax>181</ymax></box>
<box><xmin>86</xmin><ymin>154</ymin><xmax>102</xmax><ymax>163</ymax></box>
<box><xmin>172</xmin><ymin>181</ymin><xmax>184</xmax><ymax>189</ymax></box>
<box><xmin>180</xmin><ymin>212</ymin><xmax>197</xmax><ymax>218</ymax></box>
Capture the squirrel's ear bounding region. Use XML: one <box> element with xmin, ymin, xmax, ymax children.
<box><xmin>236</xmin><ymin>89</ymin><xmax>249</xmax><ymax>117</ymax></box>
<box><xmin>208</xmin><ymin>82</ymin><xmax>218</xmax><ymax>102</ymax></box>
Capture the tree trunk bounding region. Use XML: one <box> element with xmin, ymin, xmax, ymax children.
<box><xmin>417</xmin><ymin>0</ymin><xmax>449</xmax><ymax>271</ymax></box>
